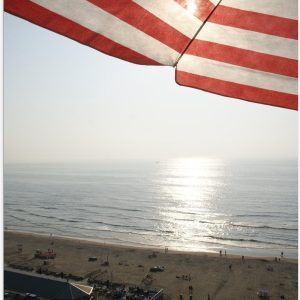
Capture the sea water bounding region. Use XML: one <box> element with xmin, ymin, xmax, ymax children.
<box><xmin>4</xmin><ymin>158</ymin><xmax>298</xmax><ymax>258</ymax></box>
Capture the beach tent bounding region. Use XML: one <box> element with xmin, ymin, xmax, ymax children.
<box><xmin>4</xmin><ymin>0</ymin><xmax>298</xmax><ymax>110</ymax></box>
<box><xmin>4</xmin><ymin>269</ymin><xmax>93</xmax><ymax>300</ymax></box>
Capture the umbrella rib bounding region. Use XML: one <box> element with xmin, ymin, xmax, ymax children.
<box><xmin>173</xmin><ymin>0</ymin><xmax>224</xmax><ymax>68</ymax></box>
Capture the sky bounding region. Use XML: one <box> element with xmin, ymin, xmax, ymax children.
<box><xmin>4</xmin><ymin>13</ymin><xmax>298</xmax><ymax>163</ymax></box>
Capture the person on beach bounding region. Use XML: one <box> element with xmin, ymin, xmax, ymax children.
<box><xmin>225</xmin><ymin>250</ymin><xmax>227</xmax><ymax>256</ymax></box>
<box><xmin>17</xmin><ymin>244</ymin><xmax>22</xmax><ymax>253</ymax></box>
<box><xmin>49</xmin><ymin>233</ymin><xmax>54</xmax><ymax>245</ymax></box>
<box><xmin>229</xmin><ymin>264</ymin><xmax>232</xmax><ymax>271</ymax></box>
<box><xmin>219</xmin><ymin>250</ymin><xmax>222</xmax><ymax>256</ymax></box>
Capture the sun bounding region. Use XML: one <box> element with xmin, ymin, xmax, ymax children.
<box><xmin>187</xmin><ymin>0</ymin><xmax>197</xmax><ymax>15</ymax></box>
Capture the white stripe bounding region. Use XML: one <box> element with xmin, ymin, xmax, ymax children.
<box><xmin>133</xmin><ymin>0</ymin><xmax>202</xmax><ymax>38</ymax></box>
<box><xmin>30</xmin><ymin>0</ymin><xmax>179</xmax><ymax>65</ymax></box>
<box><xmin>196</xmin><ymin>22</ymin><xmax>297</xmax><ymax>60</ymax></box>
<box><xmin>177</xmin><ymin>55</ymin><xmax>297</xmax><ymax>95</ymax></box>
<box><xmin>222</xmin><ymin>0</ymin><xmax>298</xmax><ymax>20</ymax></box>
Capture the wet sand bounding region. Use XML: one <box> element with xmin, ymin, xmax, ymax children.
<box><xmin>4</xmin><ymin>231</ymin><xmax>298</xmax><ymax>299</ymax></box>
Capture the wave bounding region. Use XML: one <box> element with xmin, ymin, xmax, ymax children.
<box><xmin>65</xmin><ymin>224</ymin><xmax>158</xmax><ymax>238</ymax></box>
<box><xmin>119</xmin><ymin>215</ymin><xmax>168</xmax><ymax>223</ymax></box>
<box><xmin>160</xmin><ymin>230</ymin><xmax>174</xmax><ymax>234</ymax></box>
<box><xmin>7</xmin><ymin>215</ymin><xmax>28</xmax><ymax>223</ymax></box>
<box><xmin>17</xmin><ymin>210</ymin><xmax>171</xmax><ymax>233</ymax></box>
<box><xmin>94</xmin><ymin>205</ymin><xmax>144</xmax><ymax>213</ymax></box>
<box><xmin>164</xmin><ymin>210</ymin><xmax>198</xmax><ymax>217</ymax></box>
<box><xmin>198</xmin><ymin>220</ymin><xmax>297</xmax><ymax>231</ymax></box>
<box><xmin>9</xmin><ymin>208</ymin><xmax>28</xmax><ymax>213</ymax></box>
<box><xmin>41</xmin><ymin>207</ymin><xmax>58</xmax><ymax>210</ymax></box>
<box><xmin>234</xmin><ymin>213</ymin><xmax>296</xmax><ymax>218</ymax></box>
<box><xmin>7</xmin><ymin>214</ymin><xmax>60</xmax><ymax>228</ymax></box>
<box><xmin>235</xmin><ymin>214</ymin><xmax>281</xmax><ymax>218</ymax></box>
<box><xmin>6</xmin><ymin>216</ymin><xmax>68</xmax><ymax>233</ymax></box>
<box><xmin>175</xmin><ymin>218</ymin><xmax>195</xmax><ymax>222</ymax></box>
<box><xmin>27</xmin><ymin>212</ymin><xmax>80</xmax><ymax>223</ymax></box>
<box><xmin>230</xmin><ymin>223</ymin><xmax>297</xmax><ymax>231</ymax></box>
<box><xmin>91</xmin><ymin>221</ymin><xmax>174</xmax><ymax>235</ymax></box>
<box><xmin>93</xmin><ymin>221</ymin><xmax>140</xmax><ymax>230</ymax></box>
<box><xmin>204</xmin><ymin>235</ymin><xmax>296</xmax><ymax>247</ymax></box>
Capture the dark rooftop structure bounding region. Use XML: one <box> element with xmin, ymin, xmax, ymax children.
<box><xmin>4</xmin><ymin>269</ymin><xmax>93</xmax><ymax>300</ymax></box>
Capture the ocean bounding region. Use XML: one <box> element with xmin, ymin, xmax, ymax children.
<box><xmin>4</xmin><ymin>158</ymin><xmax>298</xmax><ymax>258</ymax></box>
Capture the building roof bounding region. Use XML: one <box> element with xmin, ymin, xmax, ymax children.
<box><xmin>4</xmin><ymin>269</ymin><xmax>92</xmax><ymax>300</ymax></box>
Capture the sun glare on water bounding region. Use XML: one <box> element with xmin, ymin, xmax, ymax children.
<box><xmin>163</xmin><ymin>157</ymin><xmax>220</xmax><ymax>204</ymax></box>
<box><xmin>156</xmin><ymin>157</ymin><xmax>226</xmax><ymax>251</ymax></box>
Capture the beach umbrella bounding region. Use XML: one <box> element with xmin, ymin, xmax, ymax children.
<box><xmin>5</xmin><ymin>0</ymin><xmax>298</xmax><ymax>110</ymax></box>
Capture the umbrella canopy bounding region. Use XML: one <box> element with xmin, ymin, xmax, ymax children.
<box><xmin>5</xmin><ymin>0</ymin><xmax>298</xmax><ymax>110</ymax></box>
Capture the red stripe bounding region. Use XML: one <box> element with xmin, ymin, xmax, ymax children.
<box><xmin>174</xmin><ymin>0</ymin><xmax>215</xmax><ymax>22</ymax></box>
<box><xmin>186</xmin><ymin>40</ymin><xmax>298</xmax><ymax>78</ymax></box>
<box><xmin>89</xmin><ymin>0</ymin><xmax>190</xmax><ymax>53</ymax></box>
<box><xmin>194</xmin><ymin>0</ymin><xmax>215</xmax><ymax>21</ymax></box>
<box><xmin>176</xmin><ymin>70</ymin><xmax>298</xmax><ymax>110</ymax></box>
<box><xmin>209</xmin><ymin>6</ymin><xmax>298</xmax><ymax>40</ymax></box>
<box><xmin>4</xmin><ymin>0</ymin><xmax>160</xmax><ymax>65</ymax></box>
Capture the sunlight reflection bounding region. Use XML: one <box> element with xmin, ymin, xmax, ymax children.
<box><xmin>187</xmin><ymin>0</ymin><xmax>197</xmax><ymax>15</ymax></box>
<box><xmin>157</xmin><ymin>157</ymin><xmax>226</xmax><ymax>250</ymax></box>
<box><xmin>163</xmin><ymin>157</ymin><xmax>220</xmax><ymax>204</ymax></box>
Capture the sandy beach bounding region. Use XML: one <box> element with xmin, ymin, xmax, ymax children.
<box><xmin>4</xmin><ymin>231</ymin><xmax>298</xmax><ymax>299</ymax></box>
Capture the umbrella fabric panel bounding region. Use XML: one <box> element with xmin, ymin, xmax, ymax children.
<box><xmin>4</xmin><ymin>0</ymin><xmax>217</xmax><ymax>66</ymax></box>
<box><xmin>176</xmin><ymin>0</ymin><xmax>298</xmax><ymax>110</ymax></box>
<box><xmin>4</xmin><ymin>0</ymin><xmax>298</xmax><ymax>109</ymax></box>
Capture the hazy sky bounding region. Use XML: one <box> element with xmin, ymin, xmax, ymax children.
<box><xmin>4</xmin><ymin>14</ymin><xmax>298</xmax><ymax>163</ymax></box>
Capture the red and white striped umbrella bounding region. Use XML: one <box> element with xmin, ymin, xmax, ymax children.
<box><xmin>5</xmin><ymin>0</ymin><xmax>298</xmax><ymax>110</ymax></box>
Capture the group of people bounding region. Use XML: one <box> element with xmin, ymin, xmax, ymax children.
<box><xmin>179</xmin><ymin>289</ymin><xmax>211</xmax><ymax>300</ymax></box>
<box><xmin>179</xmin><ymin>286</ymin><xmax>193</xmax><ymax>300</ymax></box>
<box><xmin>178</xmin><ymin>274</ymin><xmax>191</xmax><ymax>281</ymax></box>
<box><xmin>275</xmin><ymin>252</ymin><xmax>284</xmax><ymax>262</ymax></box>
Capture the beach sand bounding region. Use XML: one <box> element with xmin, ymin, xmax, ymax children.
<box><xmin>4</xmin><ymin>231</ymin><xmax>298</xmax><ymax>299</ymax></box>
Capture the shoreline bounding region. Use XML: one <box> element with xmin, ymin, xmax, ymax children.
<box><xmin>5</xmin><ymin>228</ymin><xmax>298</xmax><ymax>260</ymax></box>
<box><xmin>4</xmin><ymin>230</ymin><xmax>298</xmax><ymax>299</ymax></box>
<box><xmin>4</xmin><ymin>230</ymin><xmax>227</xmax><ymax>259</ymax></box>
